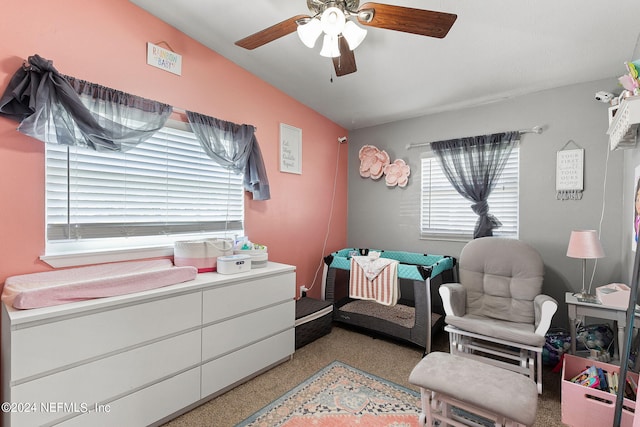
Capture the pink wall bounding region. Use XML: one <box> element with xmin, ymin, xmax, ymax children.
<box><xmin>0</xmin><ymin>0</ymin><xmax>348</xmax><ymax>299</ymax></box>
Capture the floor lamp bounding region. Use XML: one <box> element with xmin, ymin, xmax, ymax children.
<box><xmin>566</xmin><ymin>230</ymin><xmax>605</xmax><ymax>303</ymax></box>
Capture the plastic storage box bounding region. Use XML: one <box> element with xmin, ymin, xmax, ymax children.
<box><xmin>562</xmin><ymin>354</ymin><xmax>637</xmax><ymax>427</ymax></box>
<box><xmin>217</xmin><ymin>254</ymin><xmax>251</xmax><ymax>274</ymax></box>
<box><xmin>295</xmin><ymin>297</ymin><xmax>333</xmax><ymax>349</ymax></box>
<box><xmin>596</xmin><ymin>283</ymin><xmax>631</xmax><ymax>309</ymax></box>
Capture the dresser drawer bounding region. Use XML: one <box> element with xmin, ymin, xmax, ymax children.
<box><xmin>58</xmin><ymin>367</ymin><xmax>201</xmax><ymax>427</ymax></box>
<box><xmin>201</xmin><ymin>329</ymin><xmax>294</xmax><ymax>398</ymax></box>
<box><xmin>202</xmin><ymin>300</ymin><xmax>294</xmax><ymax>361</ymax></box>
<box><xmin>10</xmin><ymin>291</ymin><xmax>201</xmax><ymax>382</ymax></box>
<box><xmin>11</xmin><ymin>330</ymin><xmax>201</xmax><ymax>427</ymax></box>
<box><xmin>202</xmin><ymin>272</ymin><xmax>294</xmax><ymax>323</ymax></box>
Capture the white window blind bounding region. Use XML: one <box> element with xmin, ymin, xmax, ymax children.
<box><xmin>46</xmin><ymin>124</ymin><xmax>244</xmax><ymax>248</ymax></box>
<box><xmin>420</xmin><ymin>147</ymin><xmax>519</xmax><ymax>239</ymax></box>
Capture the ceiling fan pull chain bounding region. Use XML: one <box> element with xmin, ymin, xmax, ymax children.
<box><xmin>330</xmin><ymin>57</ymin><xmax>338</xmax><ymax>83</ymax></box>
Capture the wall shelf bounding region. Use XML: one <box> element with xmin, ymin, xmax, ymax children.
<box><xmin>607</xmin><ymin>95</ymin><xmax>640</xmax><ymax>150</ymax></box>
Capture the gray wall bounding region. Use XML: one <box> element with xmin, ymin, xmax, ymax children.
<box><xmin>347</xmin><ymin>78</ymin><xmax>625</xmax><ymax>328</ymax></box>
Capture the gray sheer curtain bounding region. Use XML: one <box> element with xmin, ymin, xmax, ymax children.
<box><xmin>187</xmin><ymin>111</ymin><xmax>271</xmax><ymax>201</ymax></box>
<box><xmin>0</xmin><ymin>54</ymin><xmax>172</xmax><ymax>151</ymax></box>
<box><xmin>430</xmin><ymin>131</ymin><xmax>519</xmax><ymax>238</ymax></box>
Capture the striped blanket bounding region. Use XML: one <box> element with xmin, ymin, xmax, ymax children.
<box><xmin>349</xmin><ymin>257</ymin><xmax>399</xmax><ymax>306</ymax></box>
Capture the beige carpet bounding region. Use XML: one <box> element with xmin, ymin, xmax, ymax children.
<box><xmin>162</xmin><ymin>325</ymin><xmax>563</xmax><ymax>427</ymax></box>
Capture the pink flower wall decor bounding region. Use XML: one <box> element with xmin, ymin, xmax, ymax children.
<box><xmin>384</xmin><ymin>159</ymin><xmax>411</xmax><ymax>187</ymax></box>
<box><xmin>359</xmin><ymin>145</ymin><xmax>390</xmax><ymax>179</ymax></box>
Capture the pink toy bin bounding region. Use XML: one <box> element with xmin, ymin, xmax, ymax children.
<box><xmin>562</xmin><ymin>353</ymin><xmax>637</xmax><ymax>427</ymax></box>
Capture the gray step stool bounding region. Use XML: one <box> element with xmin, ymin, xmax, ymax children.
<box><xmin>409</xmin><ymin>351</ymin><xmax>538</xmax><ymax>427</ymax></box>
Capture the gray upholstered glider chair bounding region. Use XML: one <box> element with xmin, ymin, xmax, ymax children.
<box><xmin>439</xmin><ymin>237</ymin><xmax>557</xmax><ymax>394</ymax></box>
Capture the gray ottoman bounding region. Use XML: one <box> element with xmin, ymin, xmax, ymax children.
<box><xmin>409</xmin><ymin>351</ymin><xmax>538</xmax><ymax>426</ymax></box>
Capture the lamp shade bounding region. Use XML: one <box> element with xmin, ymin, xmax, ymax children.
<box><xmin>342</xmin><ymin>20</ymin><xmax>367</xmax><ymax>50</ymax></box>
<box><xmin>297</xmin><ymin>18</ymin><xmax>322</xmax><ymax>48</ymax></box>
<box><xmin>566</xmin><ymin>230</ymin><xmax>605</xmax><ymax>259</ymax></box>
<box><xmin>320</xmin><ymin>7</ymin><xmax>346</xmax><ymax>36</ymax></box>
<box><xmin>319</xmin><ymin>34</ymin><xmax>341</xmax><ymax>58</ymax></box>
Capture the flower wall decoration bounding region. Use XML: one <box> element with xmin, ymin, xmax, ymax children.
<box><xmin>358</xmin><ymin>145</ymin><xmax>410</xmax><ymax>187</ymax></box>
<box><xmin>359</xmin><ymin>145</ymin><xmax>390</xmax><ymax>179</ymax></box>
<box><xmin>383</xmin><ymin>159</ymin><xmax>411</xmax><ymax>187</ymax></box>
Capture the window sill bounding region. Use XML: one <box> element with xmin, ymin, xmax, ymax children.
<box><xmin>40</xmin><ymin>246</ymin><xmax>174</xmax><ymax>269</ymax></box>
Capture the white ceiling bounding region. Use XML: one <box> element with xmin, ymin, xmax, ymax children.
<box><xmin>130</xmin><ymin>0</ymin><xmax>640</xmax><ymax>130</ymax></box>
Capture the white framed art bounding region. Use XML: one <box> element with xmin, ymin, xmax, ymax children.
<box><xmin>280</xmin><ymin>123</ymin><xmax>302</xmax><ymax>174</ymax></box>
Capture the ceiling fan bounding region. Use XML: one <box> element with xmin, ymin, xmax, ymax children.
<box><xmin>235</xmin><ymin>1</ymin><xmax>457</xmax><ymax>77</ymax></box>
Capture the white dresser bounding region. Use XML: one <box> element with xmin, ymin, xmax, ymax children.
<box><xmin>1</xmin><ymin>262</ymin><xmax>296</xmax><ymax>427</ymax></box>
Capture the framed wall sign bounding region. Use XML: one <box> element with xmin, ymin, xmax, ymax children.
<box><xmin>146</xmin><ymin>42</ymin><xmax>182</xmax><ymax>76</ymax></box>
<box><xmin>556</xmin><ymin>143</ymin><xmax>584</xmax><ymax>200</ymax></box>
<box><xmin>280</xmin><ymin>123</ymin><xmax>302</xmax><ymax>174</ymax></box>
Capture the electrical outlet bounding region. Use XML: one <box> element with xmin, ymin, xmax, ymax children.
<box><xmin>299</xmin><ymin>286</ymin><xmax>308</xmax><ymax>298</ymax></box>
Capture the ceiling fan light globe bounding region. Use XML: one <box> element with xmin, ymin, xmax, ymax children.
<box><xmin>319</xmin><ymin>34</ymin><xmax>340</xmax><ymax>58</ymax></box>
<box><xmin>342</xmin><ymin>20</ymin><xmax>367</xmax><ymax>50</ymax></box>
<box><xmin>320</xmin><ymin>7</ymin><xmax>345</xmax><ymax>37</ymax></box>
<box><xmin>297</xmin><ymin>18</ymin><xmax>322</xmax><ymax>48</ymax></box>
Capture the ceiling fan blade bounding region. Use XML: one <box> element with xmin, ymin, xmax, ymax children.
<box><xmin>358</xmin><ymin>2</ymin><xmax>457</xmax><ymax>39</ymax></box>
<box><xmin>235</xmin><ymin>15</ymin><xmax>310</xmax><ymax>50</ymax></box>
<box><xmin>332</xmin><ymin>36</ymin><xmax>357</xmax><ymax>76</ymax></box>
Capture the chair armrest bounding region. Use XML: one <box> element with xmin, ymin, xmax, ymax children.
<box><xmin>439</xmin><ymin>283</ymin><xmax>466</xmax><ymax>317</ymax></box>
<box><xmin>534</xmin><ymin>294</ymin><xmax>558</xmax><ymax>336</ymax></box>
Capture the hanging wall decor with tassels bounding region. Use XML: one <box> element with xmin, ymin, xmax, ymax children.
<box><xmin>556</xmin><ymin>140</ymin><xmax>584</xmax><ymax>200</ymax></box>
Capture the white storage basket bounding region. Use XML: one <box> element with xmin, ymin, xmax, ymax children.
<box><xmin>234</xmin><ymin>246</ymin><xmax>268</xmax><ymax>269</ymax></box>
<box><xmin>174</xmin><ymin>238</ymin><xmax>233</xmax><ymax>272</ymax></box>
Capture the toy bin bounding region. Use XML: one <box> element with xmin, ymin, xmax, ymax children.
<box><xmin>562</xmin><ymin>353</ymin><xmax>637</xmax><ymax>427</ymax></box>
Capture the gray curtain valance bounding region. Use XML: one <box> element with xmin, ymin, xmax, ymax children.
<box><xmin>187</xmin><ymin>111</ymin><xmax>270</xmax><ymax>201</ymax></box>
<box><xmin>0</xmin><ymin>54</ymin><xmax>270</xmax><ymax>201</ymax></box>
<box><xmin>0</xmin><ymin>54</ymin><xmax>172</xmax><ymax>151</ymax></box>
<box><xmin>431</xmin><ymin>131</ymin><xmax>519</xmax><ymax>238</ymax></box>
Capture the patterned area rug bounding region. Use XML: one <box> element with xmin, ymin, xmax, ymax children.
<box><xmin>236</xmin><ymin>361</ymin><xmax>422</xmax><ymax>427</ymax></box>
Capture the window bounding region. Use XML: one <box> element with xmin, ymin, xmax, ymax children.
<box><xmin>45</xmin><ymin>121</ymin><xmax>244</xmax><ymax>255</ymax></box>
<box><xmin>420</xmin><ymin>147</ymin><xmax>519</xmax><ymax>239</ymax></box>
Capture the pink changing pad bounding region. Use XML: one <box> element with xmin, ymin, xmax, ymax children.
<box><xmin>2</xmin><ymin>259</ymin><xmax>198</xmax><ymax>310</ymax></box>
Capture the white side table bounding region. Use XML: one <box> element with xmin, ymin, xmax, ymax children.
<box><xmin>565</xmin><ymin>292</ymin><xmax>627</xmax><ymax>360</ymax></box>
